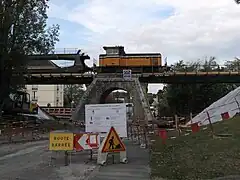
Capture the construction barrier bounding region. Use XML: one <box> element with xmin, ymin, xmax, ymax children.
<box><xmin>49</xmin><ymin>131</ymin><xmax>101</xmax><ymax>166</ymax></box>
<box><xmin>42</xmin><ymin>107</ymin><xmax>74</xmax><ymax>119</ymax></box>
<box><xmin>0</xmin><ymin>120</ymin><xmax>53</xmax><ymax>143</ymax></box>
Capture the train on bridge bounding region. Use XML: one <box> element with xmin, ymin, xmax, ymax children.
<box><xmin>27</xmin><ymin>46</ymin><xmax>170</xmax><ymax>74</ymax></box>
<box><xmin>24</xmin><ymin>45</ymin><xmax>240</xmax><ymax>85</ymax></box>
<box><xmin>96</xmin><ymin>46</ymin><xmax>170</xmax><ymax>73</ymax></box>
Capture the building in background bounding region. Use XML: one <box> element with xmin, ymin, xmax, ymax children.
<box><xmin>26</xmin><ymin>85</ymin><xmax>64</xmax><ymax>107</ymax></box>
<box><xmin>27</xmin><ymin>59</ymin><xmax>65</xmax><ymax>106</ymax></box>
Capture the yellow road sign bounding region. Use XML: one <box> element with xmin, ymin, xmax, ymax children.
<box><xmin>49</xmin><ymin>132</ymin><xmax>74</xmax><ymax>151</ymax></box>
<box><xmin>102</xmin><ymin>127</ymin><xmax>126</xmax><ymax>153</ymax></box>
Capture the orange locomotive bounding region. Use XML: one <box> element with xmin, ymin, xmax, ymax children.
<box><xmin>97</xmin><ymin>46</ymin><xmax>169</xmax><ymax>73</ymax></box>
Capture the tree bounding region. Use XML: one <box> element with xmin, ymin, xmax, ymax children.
<box><xmin>147</xmin><ymin>93</ymin><xmax>154</xmax><ymax>105</ymax></box>
<box><xmin>64</xmin><ymin>85</ymin><xmax>85</xmax><ymax>107</ymax></box>
<box><xmin>0</xmin><ymin>0</ymin><xmax>59</xmax><ymax>115</ymax></box>
<box><xmin>157</xmin><ymin>89</ymin><xmax>172</xmax><ymax>117</ymax></box>
<box><xmin>158</xmin><ymin>58</ymin><xmax>237</xmax><ymax>116</ymax></box>
<box><xmin>224</xmin><ymin>57</ymin><xmax>240</xmax><ymax>71</ymax></box>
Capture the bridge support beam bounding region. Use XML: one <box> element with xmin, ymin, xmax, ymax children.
<box><xmin>72</xmin><ymin>77</ymin><xmax>154</xmax><ymax>127</ymax></box>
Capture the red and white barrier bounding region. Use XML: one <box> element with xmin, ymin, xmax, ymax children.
<box><xmin>74</xmin><ymin>133</ymin><xmax>100</xmax><ymax>151</ymax></box>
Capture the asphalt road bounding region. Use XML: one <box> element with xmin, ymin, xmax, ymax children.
<box><xmin>0</xmin><ymin>140</ymin><xmax>97</xmax><ymax>180</ymax></box>
<box><xmin>0</xmin><ymin>132</ymin><xmax>151</xmax><ymax>180</ymax></box>
<box><xmin>89</xmin><ymin>139</ymin><xmax>150</xmax><ymax>180</ymax></box>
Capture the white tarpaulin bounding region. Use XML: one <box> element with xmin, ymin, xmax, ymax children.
<box><xmin>21</xmin><ymin>107</ymin><xmax>55</xmax><ymax>120</ymax></box>
<box><xmin>37</xmin><ymin>107</ymin><xmax>55</xmax><ymax>120</ymax></box>
<box><xmin>186</xmin><ymin>86</ymin><xmax>240</xmax><ymax>126</ymax></box>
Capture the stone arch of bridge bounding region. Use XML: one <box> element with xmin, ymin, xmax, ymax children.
<box><xmin>99</xmin><ymin>87</ymin><xmax>129</xmax><ymax>104</ymax></box>
<box><xmin>97</xmin><ymin>81</ymin><xmax>135</xmax><ymax>103</ymax></box>
<box><xmin>71</xmin><ymin>78</ymin><xmax>153</xmax><ymax>125</ymax></box>
<box><xmin>96</xmin><ymin>81</ymin><xmax>145</xmax><ymax>121</ymax></box>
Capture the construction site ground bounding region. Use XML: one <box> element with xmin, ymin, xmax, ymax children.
<box><xmin>88</xmin><ymin>139</ymin><xmax>150</xmax><ymax>180</ymax></box>
<box><xmin>0</xmin><ymin>122</ymin><xmax>151</xmax><ymax>180</ymax></box>
<box><xmin>150</xmin><ymin>116</ymin><xmax>240</xmax><ymax>180</ymax></box>
<box><xmin>0</xmin><ymin>140</ymin><xmax>97</xmax><ymax>180</ymax></box>
<box><xmin>0</xmin><ymin>119</ymin><xmax>75</xmax><ymax>144</ymax></box>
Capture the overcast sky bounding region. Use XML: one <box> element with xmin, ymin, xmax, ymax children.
<box><xmin>47</xmin><ymin>0</ymin><xmax>240</xmax><ymax>93</ymax></box>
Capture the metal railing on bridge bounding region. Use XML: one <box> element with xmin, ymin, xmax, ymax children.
<box><xmin>21</xmin><ymin>60</ymin><xmax>240</xmax><ymax>84</ymax></box>
<box><xmin>49</xmin><ymin>48</ymin><xmax>88</xmax><ymax>55</ymax></box>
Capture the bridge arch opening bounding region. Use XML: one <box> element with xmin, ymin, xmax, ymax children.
<box><xmin>99</xmin><ymin>87</ymin><xmax>131</xmax><ymax>104</ymax></box>
<box><xmin>71</xmin><ymin>79</ymin><xmax>150</xmax><ymax>123</ymax></box>
<box><xmin>99</xmin><ymin>87</ymin><xmax>134</xmax><ymax>121</ymax></box>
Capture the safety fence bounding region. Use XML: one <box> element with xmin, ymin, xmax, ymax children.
<box><xmin>151</xmin><ymin>122</ymin><xmax>209</xmax><ymax>147</ymax></box>
<box><xmin>49</xmin><ymin>48</ymin><xmax>81</xmax><ymax>54</ymax></box>
<box><xmin>127</xmin><ymin>118</ymin><xmax>155</xmax><ymax>149</ymax></box>
<box><xmin>155</xmin><ymin>93</ymin><xmax>240</xmax><ymax>134</ymax></box>
<box><xmin>126</xmin><ymin>116</ymin><xmax>193</xmax><ymax>149</ymax></box>
<box><xmin>156</xmin><ymin>115</ymin><xmax>192</xmax><ymax>128</ymax></box>
<box><xmin>42</xmin><ymin>107</ymin><xmax>75</xmax><ymax>119</ymax></box>
<box><xmin>196</xmin><ymin>96</ymin><xmax>240</xmax><ymax>126</ymax></box>
<box><xmin>0</xmin><ymin>120</ymin><xmax>65</xmax><ymax>144</ymax></box>
<box><xmin>152</xmin><ymin>103</ymin><xmax>240</xmax><ymax>145</ymax></box>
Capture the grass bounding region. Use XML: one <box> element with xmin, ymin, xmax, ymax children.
<box><xmin>150</xmin><ymin>116</ymin><xmax>240</xmax><ymax>180</ymax></box>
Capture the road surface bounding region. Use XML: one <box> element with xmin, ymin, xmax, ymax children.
<box><xmin>89</xmin><ymin>139</ymin><xmax>150</xmax><ymax>180</ymax></box>
<box><xmin>0</xmin><ymin>140</ymin><xmax>97</xmax><ymax>180</ymax></box>
<box><xmin>0</xmin><ymin>137</ymin><xmax>151</xmax><ymax>180</ymax></box>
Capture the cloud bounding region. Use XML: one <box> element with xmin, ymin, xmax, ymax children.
<box><xmin>47</xmin><ymin>0</ymin><xmax>240</xmax><ymax>93</ymax></box>
<box><xmin>48</xmin><ymin>0</ymin><xmax>240</xmax><ymax>60</ymax></box>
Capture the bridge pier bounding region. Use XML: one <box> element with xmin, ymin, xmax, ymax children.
<box><xmin>72</xmin><ymin>77</ymin><xmax>154</xmax><ymax>128</ymax></box>
<box><xmin>140</xmin><ymin>82</ymin><xmax>148</xmax><ymax>94</ymax></box>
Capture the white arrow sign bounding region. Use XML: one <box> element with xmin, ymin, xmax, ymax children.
<box><xmin>78</xmin><ymin>134</ymin><xmax>91</xmax><ymax>150</ymax></box>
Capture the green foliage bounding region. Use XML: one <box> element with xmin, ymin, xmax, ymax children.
<box><xmin>0</xmin><ymin>0</ymin><xmax>59</xmax><ymax>111</ymax></box>
<box><xmin>148</xmin><ymin>93</ymin><xmax>154</xmax><ymax>105</ymax></box>
<box><xmin>4</xmin><ymin>0</ymin><xmax>59</xmax><ymax>54</ymax></box>
<box><xmin>157</xmin><ymin>57</ymin><xmax>239</xmax><ymax>116</ymax></box>
<box><xmin>64</xmin><ymin>85</ymin><xmax>85</xmax><ymax>107</ymax></box>
<box><xmin>157</xmin><ymin>89</ymin><xmax>172</xmax><ymax>116</ymax></box>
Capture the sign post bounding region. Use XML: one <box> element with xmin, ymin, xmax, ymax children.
<box><xmin>49</xmin><ymin>131</ymin><xmax>74</xmax><ymax>166</ymax></box>
<box><xmin>49</xmin><ymin>132</ymin><xmax>74</xmax><ymax>151</ymax></box>
<box><xmin>97</xmin><ymin>127</ymin><xmax>128</xmax><ymax>165</ymax></box>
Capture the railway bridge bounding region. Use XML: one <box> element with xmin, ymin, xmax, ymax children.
<box><xmin>23</xmin><ymin>50</ymin><xmax>240</xmax><ymax>130</ymax></box>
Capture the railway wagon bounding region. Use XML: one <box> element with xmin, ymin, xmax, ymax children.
<box><xmin>97</xmin><ymin>46</ymin><xmax>169</xmax><ymax>73</ymax></box>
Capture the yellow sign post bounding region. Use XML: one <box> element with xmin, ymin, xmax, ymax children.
<box><xmin>49</xmin><ymin>132</ymin><xmax>74</xmax><ymax>151</ymax></box>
